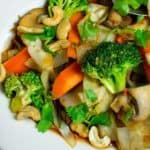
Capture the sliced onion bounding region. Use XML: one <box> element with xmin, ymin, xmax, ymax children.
<box><xmin>41</xmin><ymin>70</ymin><xmax>51</xmax><ymax>91</ymax></box>
<box><xmin>59</xmin><ymin>121</ymin><xmax>77</xmax><ymax>147</ymax></box>
<box><xmin>54</xmin><ymin>50</ymin><xmax>68</xmax><ymax>68</ymax></box>
<box><xmin>117</xmin><ymin>127</ymin><xmax>130</xmax><ymax>150</ymax></box>
<box><xmin>27</xmin><ymin>39</ymin><xmax>54</xmax><ymax>71</ymax></box>
<box><xmin>59</xmin><ymin>85</ymin><xmax>82</xmax><ymax>108</ymax></box>
<box><xmin>25</xmin><ymin>58</ymin><xmax>41</xmax><ymax>71</ymax></box>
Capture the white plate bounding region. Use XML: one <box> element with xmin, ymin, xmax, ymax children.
<box><xmin>0</xmin><ymin>1</ymin><xmax>116</xmax><ymax>150</ymax></box>
<box><xmin>0</xmin><ymin>1</ymin><xmax>94</xmax><ymax>150</ymax></box>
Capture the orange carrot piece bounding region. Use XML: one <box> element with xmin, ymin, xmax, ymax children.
<box><xmin>115</xmin><ymin>35</ymin><xmax>126</xmax><ymax>43</ymax></box>
<box><xmin>4</xmin><ymin>48</ymin><xmax>30</xmax><ymax>74</ymax></box>
<box><xmin>70</xmin><ymin>12</ymin><xmax>84</xmax><ymax>28</ymax></box>
<box><xmin>67</xmin><ymin>45</ymin><xmax>77</xmax><ymax>59</ymax></box>
<box><xmin>68</xmin><ymin>12</ymin><xmax>84</xmax><ymax>44</ymax></box>
<box><xmin>52</xmin><ymin>62</ymin><xmax>83</xmax><ymax>98</ymax></box>
<box><xmin>68</xmin><ymin>29</ymin><xmax>80</xmax><ymax>44</ymax></box>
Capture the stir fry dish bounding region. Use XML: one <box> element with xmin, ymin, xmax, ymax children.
<box><xmin>1</xmin><ymin>0</ymin><xmax>150</xmax><ymax>149</ymax></box>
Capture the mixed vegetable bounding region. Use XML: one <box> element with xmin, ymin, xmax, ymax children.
<box><xmin>1</xmin><ymin>0</ymin><xmax>150</xmax><ymax>149</ymax></box>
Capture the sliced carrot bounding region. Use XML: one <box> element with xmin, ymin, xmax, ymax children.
<box><xmin>67</xmin><ymin>45</ymin><xmax>77</xmax><ymax>59</ymax></box>
<box><xmin>70</xmin><ymin>12</ymin><xmax>84</xmax><ymax>28</ymax></box>
<box><xmin>67</xmin><ymin>12</ymin><xmax>84</xmax><ymax>59</ymax></box>
<box><xmin>4</xmin><ymin>48</ymin><xmax>30</xmax><ymax>74</ymax></box>
<box><xmin>68</xmin><ymin>29</ymin><xmax>80</xmax><ymax>44</ymax></box>
<box><xmin>115</xmin><ymin>35</ymin><xmax>126</xmax><ymax>43</ymax></box>
<box><xmin>69</xmin><ymin>13</ymin><xmax>84</xmax><ymax>43</ymax></box>
<box><xmin>52</xmin><ymin>62</ymin><xmax>83</xmax><ymax>98</ymax></box>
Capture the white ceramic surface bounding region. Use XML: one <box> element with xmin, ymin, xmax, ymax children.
<box><xmin>0</xmin><ymin>1</ymin><xmax>96</xmax><ymax>150</ymax></box>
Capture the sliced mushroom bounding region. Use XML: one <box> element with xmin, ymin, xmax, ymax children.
<box><xmin>56</xmin><ymin>19</ymin><xmax>71</xmax><ymax>40</ymax></box>
<box><xmin>89</xmin><ymin>126</ymin><xmax>111</xmax><ymax>148</ymax></box>
<box><xmin>70</xmin><ymin>122</ymin><xmax>89</xmax><ymax>138</ymax></box>
<box><xmin>53</xmin><ymin>49</ymin><xmax>68</xmax><ymax>68</ymax></box>
<box><xmin>88</xmin><ymin>3</ymin><xmax>109</xmax><ymax>24</ymax></box>
<box><xmin>107</xmin><ymin>10</ymin><xmax>132</xmax><ymax>28</ymax></box>
<box><xmin>42</xmin><ymin>6</ymin><xmax>64</xmax><ymax>26</ymax></box>
<box><xmin>110</xmin><ymin>94</ymin><xmax>130</xmax><ymax>113</ymax></box>
<box><xmin>128</xmin><ymin>85</ymin><xmax>150</xmax><ymax>121</ymax></box>
<box><xmin>16</xmin><ymin>105</ymin><xmax>41</xmax><ymax>121</ymax></box>
<box><xmin>17</xmin><ymin>8</ymin><xmax>46</xmax><ymax>33</ymax></box>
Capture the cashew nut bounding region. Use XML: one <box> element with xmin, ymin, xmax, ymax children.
<box><xmin>16</xmin><ymin>106</ymin><xmax>41</xmax><ymax>121</ymax></box>
<box><xmin>48</xmin><ymin>40</ymin><xmax>70</xmax><ymax>52</ymax></box>
<box><xmin>0</xmin><ymin>64</ymin><xmax>6</xmax><ymax>82</ymax></box>
<box><xmin>56</xmin><ymin>19</ymin><xmax>71</xmax><ymax>40</ymax></box>
<box><xmin>42</xmin><ymin>6</ymin><xmax>64</xmax><ymax>26</ymax></box>
<box><xmin>89</xmin><ymin>126</ymin><xmax>111</xmax><ymax>148</ymax></box>
<box><xmin>70</xmin><ymin>122</ymin><xmax>89</xmax><ymax>138</ymax></box>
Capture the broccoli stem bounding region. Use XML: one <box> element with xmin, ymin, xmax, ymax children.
<box><xmin>100</xmin><ymin>68</ymin><xmax>127</xmax><ymax>93</ymax></box>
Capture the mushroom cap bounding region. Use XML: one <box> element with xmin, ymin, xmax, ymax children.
<box><xmin>17</xmin><ymin>8</ymin><xmax>46</xmax><ymax>33</ymax></box>
<box><xmin>128</xmin><ymin>85</ymin><xmax>150</xmax><ymax>121</ymax></box>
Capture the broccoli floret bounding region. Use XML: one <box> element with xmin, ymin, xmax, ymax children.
<box><xmin>19</xmin><ymin>71</ymin><xmax>44</xmax><ymax>104</ymax></box>
<box><xmin>20</xmin><ymin>71</ymin><xmax>43</xmax><ymax>91</ymax></box>
<box><xmin>4</xmin><ymin>74</ymin><xmax>22</xmax><ymax>98</ymax></box>
<box><xmin>4</xmin><ymin>71</ymin><xmax>44</xmax><ymax>107</ymax></box>
<box><xmin>82</xmin><ymin>42</ymin><xmax>142</xmax><ymax>93</ymax></box>
<box><xmin>48</xmin><ymin>0</ymin><xmax>88</xmax><ymax>19</ymax></box>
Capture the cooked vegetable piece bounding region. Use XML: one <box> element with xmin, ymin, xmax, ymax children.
<box><xmin>82</xmin><ymin>42</ymin><xmax>142</xmax><ymax>93</ymax></box>
<box><xmin>48</xmin><ymin>0</ymin><xmax>88</xmax><ymax>19</ymax></box>
<box><xmin>89</xmin><ymin>111</ymin><xmax>111</xmax><ymax>126</ymax></box>
<box><xmin>22</xmin><ymin>26</ymin><xmax>56</xmax><ymax>42</ymax></box>
<box><xmin>124</xmin><ymin>107</ymin><xmax>134</xmax><ymax>123</ymax></box>
<box><xmin>115</xmin><ymin>35</ymin><xmax>126</xmax><ymax>43</ymax></box>
<box><xmin>128</xmin><ymin>85</ymin><xmax>150</xmax><ymax>121</ymax></box>
<box><xmin>52</xmin><ymin>62</ymin><xmax>83</xmax><ymax>98</ymax></box>
<box><xmin>17</xmin><ymin>8</ymin><xmax>45</xmax><ymax>33</ymax></box>
<box><xmin>84</xmin><ymin>89</ymin><xmax>97</xmax><ymax>102</ymax></box>
<box><xmin>4</xmin><ymin>74</ymin><xmax>22</xmax><ymax>98</ymax></box>
<box><xmin>68</xmin><ymin>29</ymin><xmax>80</xmax><ymax>44</ymax></box>
<box><xmin>78</xmin><ymin>17</ymin><xmax>100</xmax><ymax>41</ymax></box>
<box><xmin>70</xmin><ymin>12</ymin><xmax>84</xmax><ymax>28</ymax></box>
<box><xmin>10</xmin><ymin>96</ymin><xmax>24</xmax><ymax>113</ymax></box>
<box><xmin>67</xmin><ymin>12</ymin><xmax>84</xmax><ymax>58</ymax></box>
<box><xmin>67</xmin><ymin>45</ymin><xmax>77</xmax><ymax>59</ymax></box>
<box><xmin>3</xmin><ymin>48</ymin><xmax>30</xmax><ymax>74</ymax></box>
<box><xmin>66</xmin><ymin>103</ymin><xmax>88</xmax><ymax>123</ymax></box>
<box><xmin>37</xmin><ymin>100</ymin><xmax>54</xmax><ymax>132</ymax></box>
<box><xmin>134</xmin><ymin>29</ymin><xmax>150</xmax><ymax>48</ymax></box>
<box><xmin>113</xmin><ymin>0</ymin><xmax>148</xmax><ymax>16</ymax></box>
<box><xmin>141</xmin><ymin>40</ymin><xmax>150</xmax><ymax>53</ymax></box>
<box><xmin>4</xmin><ymin>71</ymin><xmax>44</xmax><ymax>107</ymax></box>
